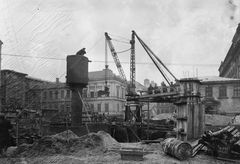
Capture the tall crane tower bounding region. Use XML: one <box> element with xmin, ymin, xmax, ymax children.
<box><xmin>104</xmin><ymin>32</ymin><xmax>137</xmax><ymax>96</ymax></box>
<box><xmin>105</xmin><ymin>32</ymin><xmax>127</xmax><ymax>82</ymax></box>
<box><xmin>129</xmin><ymin>31</ymin><xmax>136</xmax><ymax>94</ymax></box>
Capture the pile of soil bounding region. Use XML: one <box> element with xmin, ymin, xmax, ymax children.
<box><xmin>10</xmin><ymin>130</ymin><xmax>120</xmax><ymax>158</ymax></box>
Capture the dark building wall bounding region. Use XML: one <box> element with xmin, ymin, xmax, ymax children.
<box><xmin>1</xmin><ymin>70</ymin><xmax>27</xmax><ymax>111</ymax></box>
<box><xmin>219</xmin><ymin>24</ymin><xmax>240</xmax><ymax>78</ymax></box>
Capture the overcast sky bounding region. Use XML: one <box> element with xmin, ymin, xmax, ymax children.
<box><xmin>0</xmin><ymin>0</ymin><xmax>240</xmax><ymax>85</ymax></box>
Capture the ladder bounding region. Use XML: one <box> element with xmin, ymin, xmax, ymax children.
<box><xmin>78</xmin><ymin>91</ymin><xmax>92</xmax><ymax>123</ymax></box>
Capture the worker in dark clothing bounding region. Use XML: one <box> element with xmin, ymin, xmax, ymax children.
<box><xmin>76</xmin><ymin>48</ymin><xmax>86</xmax><ymax>55</ymax></box>
<box><xmin>148</xmin><ymin>84</ymin><xmax>154</xmax><ymax>94</ymax></box>
<box><xmin>0</xmin><ymin>113</ymin><xmax>12</xmax><ymax>155</ymax></box>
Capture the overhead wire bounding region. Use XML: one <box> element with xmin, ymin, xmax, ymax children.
<box><xmin>1</xmin><ymin>53</ymin><xmax>220</xmax><ymax>67</ymax></box>
<box><xmin>116</xmin><ymin>48</ymin><xmax>131</xmax><ymax>54</ymax></box>
<box><xmin>0</xmin><ymin>5</ymin><xmax>22</xmax><ymax>71</ymax></box>
<box><xmin>108</xmin><ymin>33</ymin><xmax>130</xmax><ymax>41</ymax></box>
<box><xmin>111</xmin><ymin>39</ymin><xmax>130</xmax><ymax>44</ymax></box>
<box><xmin>7</xmin><ymin>34</ymin><xmax>105</xmax><ymax>111</ymax></box>
<box><xmin>6</xmin><ymin>0</ymin><xmax>26</xmax><ymax>71</ymax></box>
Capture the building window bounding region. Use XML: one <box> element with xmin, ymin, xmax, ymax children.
<box><xmin>117</xmin><ymin>104</ymin><xmax>119</xmax><ymax>112</ymax></box>
<box><xmin>205</xmin><ymin>86</ymin><xmax>212</xmax><ymax>97</ymax></box>
<box><xmin>97</xmin><ymin>103</ymin><xmax>101</xmax><ymax>112</ymax></box>
<box><xmin>219</xmin><ymin>86</ymin><xmax>227</xmax><ymax>97</ymax></box>
<box><xmin>61</xmin><ymin>90</ymin><xmax>64</xmax><ymax>99</ymax></box>
<box><xmin>90</xmin><ymin>91</ymin><xmax>95</xmax><ymax>98</ymax></box>
<box><xmin>61</xmin><ymin>104</ymin><xmax>64</xmax><ymax>110</ymax></box>
<box><xmin>105</xmin><ymin>103</ymin><xmax>109</xmax><ymax>112</ymax></box>
<box><xmin>49</xmin><ymin>91</ymin><xmax>53</xmax><ymax>99</ymax></box>
<box><xmin>55</xmin><ymin>90</ymin><xmax>58</xmax><ymax>99</ymax></box>
<box><xmin>90</xmin><ymin>104</ymin><xmax>94</xmax><ymax>111</ymax></box>
<box><xmin>116</xmin><ymin>86</ymin><xmax>120</xmax><ymax>98</ymax></box>
<box><xmin>43</xmin><ymin>92</ymin><xmax>47</xmax><ymax>100</ymax></box>
<box><xmin>66</xmin><ymin>90</ymin><xmax>70</xmax><ymax>98</ymax></box>
<box><xmin>66</xmin><ymin>104</ymin><xmax>71</xmax><ymax>112</ymax></box>
<box><xmin>205</xmin><ymin>106</ymin><xmax>214</xmax><ymax>114</ymax></box>
<box><xmin>122</xmin><ymin>88</ymin><xmax>125</xmax><ymax>98</ymax></box>
<box><xmin>83</xmin><ymin>89</ymin><xmax>87</xmax><ymax>98</ymax></box>
<box><xmin>234</xmin><ymin>85</ymin><xmax>240</xmax><ymax>97</ymax></box>
<box><xmin>54</xmin><ymin>103</ymin><xmax>58</xmax><ymax>109</ymax></box>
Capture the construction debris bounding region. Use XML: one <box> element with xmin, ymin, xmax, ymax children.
<box><xmin>193</xmin><ymin>125</ymin><xmax>240</xmax><ymax>162</ymax></box>
<box><xmin>2</xmin><ymin>129</ymin><xmax>237</xmax><ymax>164</ymax></box>
<box><xmin>9</xmin><ymin>130</ymin><xmax>120</xmax><ymax>158</ymax></box>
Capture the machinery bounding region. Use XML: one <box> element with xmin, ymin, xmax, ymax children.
<box><xmin>104</xmin><ymin>31</ymin><xmax>180</xmax><ymax>142</ymax></box>
<box><xmin>132</xmin><ymin>30</ymin><xmax>178</xmax><ymax>86</ymax></box>
<box><xmin>104</xmin><ymin>32</ymin><xmax>137</xmax><ymax>96</ymax></box>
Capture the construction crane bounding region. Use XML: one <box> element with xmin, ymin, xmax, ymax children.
<box><xmin>105</xmin><ymin>32</ymin><xmax>127</xmax><ymax>82</ymax></box>
<box><xmin>104</xmin><ymin>32</ymin><xmax>137</xmax><ymax>96</ymax></box>
<box><xmin>129</xmin><ymin>31</ymin><xmax>136</xmax><ymax>95</ymax></box>
<box><xmin>132</xmin><ymin>30</ymin><xmax>178</xmax><ymax>86</ymax></box>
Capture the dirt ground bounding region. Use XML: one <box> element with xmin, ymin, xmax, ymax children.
<box><xmin>0</xmin><ymin>145</ymin><xmax>235</xmax><ymax>164</ymax></box>
<box><xmin>0</xmin><ymin>130</ymin><xmax>237</xmax><ymax>164</ymax></box>
<box><xmin>0</xmin><ymin>151</ymin><xmax>235</xmax><ymax>164</ymax></box>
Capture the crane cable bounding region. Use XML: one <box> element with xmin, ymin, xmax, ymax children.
<box><xmin>116</xmin><ymin>48</ymin><xmax>131</xmax><ymax>54</ymax></box>
<box><xmin>133</xmin><ymin>31</ymin><xmax>178</xmax><ymax>84</ymax></box>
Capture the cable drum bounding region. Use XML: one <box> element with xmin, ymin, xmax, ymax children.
<box><xmin>162</xmin><ymin>138</ymin><xmax>192</xmax><ymax>160</ymax></box>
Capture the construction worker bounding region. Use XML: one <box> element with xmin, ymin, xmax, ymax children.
<box><xmin>0</xmin><ymin>113</ymin><xmax>12</xmax><ymax>155</ymax></box>
<box><xmin>148</xmin><ymin>84</ymin><xmax>154</xmax><ymax>94</ymax></box>
<box><xmin>76</xmin><ymin>48</ymin><xmax>86</xmax><ymax>55</ymax></box>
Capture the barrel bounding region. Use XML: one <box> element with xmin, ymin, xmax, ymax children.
<box><xmin>162</xmin><ymin>138</ymin><xmax>192</xmax><ymax>160</ymax></box>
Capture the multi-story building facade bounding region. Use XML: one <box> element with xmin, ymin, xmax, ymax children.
<box><xmin>1</xmin><ymin>70</ymin><xmax>28</xmax><ymax>111</ymax></box>
<box><xmin>0</xmin><ymin>70</ymin><xmax>72</xmax><ymax>118</ymax></box>
<box><xmin>27</xmin><ymin>78</ymin><xmax>72</xmax><ymax>113</ymax></box>
<box><xmin>219</xmin><ymin>23</ymin><xmax>240</xmax><ymax>78</ymax></box>
<box><xmin>83</xmin><ymin>69</ymin><xmax>126</xmax><ymax>114</ymax></box>
<box><xmin>1</xmin><ymin>68</ymin><xmax>127</xmax><ymax>118</ymax></box>
<box><xmin>199</xmin><ymin>76</ymin><xmax>240</xmax><ymax>116</ymax></box>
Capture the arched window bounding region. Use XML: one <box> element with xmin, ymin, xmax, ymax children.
<box><xmin>205</xmin><ymin>106</ymin><xmax>213</xmax><ymax>114</ymax></box>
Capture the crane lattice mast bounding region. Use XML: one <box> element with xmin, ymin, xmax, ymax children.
<box><xmin>105</xmin><ymin>32</ymin><xmax>127</xmax><ymax>82</ymax></box>
<box><xmin>129</xmin><ymin>31</ymin><xmax>136</xmax><ymax>94</ymax></box>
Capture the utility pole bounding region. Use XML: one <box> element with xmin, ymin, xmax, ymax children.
<box><xmin>0</xmin><ymin>40</ymin><xmax>3</xmax><ymax>113</ymax></box>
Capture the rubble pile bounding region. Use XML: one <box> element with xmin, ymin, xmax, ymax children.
<box><xmin>97</xmin><ymin>131</ymin><xmax>120</xmax><ymax>149</ymax></box>
<box><xmin>10</xmin><ymin>130</ymin><xmax>120</xmax><ymax>158</ymax></box>
<box><xmin>51</xmin><ymin>130</ymin><xmax>79</xmax><ymax>140</ymax></box>
<box><xmin>193</xmin><ymin>125</ymin><xmax>240</xmax><ymax>161</ymax></box>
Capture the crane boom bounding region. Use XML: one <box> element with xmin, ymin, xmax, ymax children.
<box><xmin>132</xmin><ymin>30</ymin><xmax>178</xmax><ymax>85</ymax></box>
<box><xmin>105</xmin><ymin>32</ymin><xmax>127</xmax><ymax>82</ymax></box>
